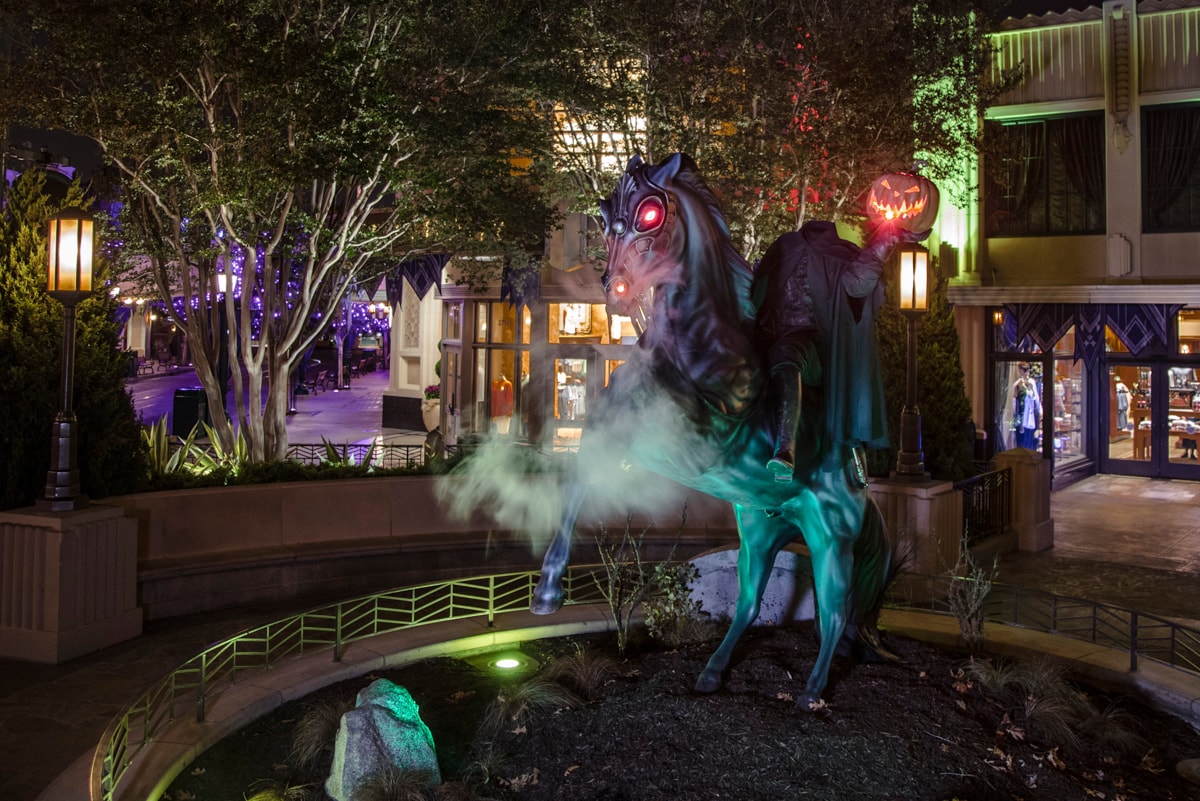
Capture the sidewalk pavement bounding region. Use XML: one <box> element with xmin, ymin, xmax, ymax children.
<box><xmin>4</xmin><ymin>369</ymin><xmax>1200</xmax><ymax>799</ymax></box>
<box><xmin>123</xmin><ymin>363</ymin><xmax>428</xmax><ymax>448</ymax></box>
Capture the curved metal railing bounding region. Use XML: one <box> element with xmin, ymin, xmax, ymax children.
<box><xmin>886</xmin><ymin>574</ymin><xmax>1200</xmax><ymax>673</ymax></box>
<box><xmin>91</xmin><ymin>567</ymin><xmax>607</xmax><ymax>801</ymax></box>
<box><xmin>91</xmin><ymin>570</ymin><xmax>1200</xmax><ymax>801</ymax></box>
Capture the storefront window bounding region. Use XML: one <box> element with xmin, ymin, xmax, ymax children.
<box><xmin>475</xmin><ymin>304</ymin><xmax>488</xmax><ymax>342</ymax></box>
<box><xmin>1051</xmin><ymin>329</ymin><xmax>1085</xmax><ymax>466</ymax></box>
<box><xmin>1177</xmin><ymin>307</ymin><xmax>1200</xmax><ymax>355</ymax></box>
<box><xmin>489</xmin><ymin>302</ymin><xmax>517</xmax><ymax>344</ymax></box>
<box><xmin>990</xmin><ymin>308</ymin><xmax>1042</xmax><ymax>354</ymax></box>
<box><xmin>608</xmin><ymin>314</ymin><xmax>636</xmax><ymax>344</ymax></box>
<box><xmin>553</xmin><ymin>357</ymin><xmax>589</xmax><ymax>450</ymax></box>
<box><xmin>444</xmin><ymin>302</ymin><xmax>463</xmax><ymax>341</ymax></box>
<box><xmin>475</xmin><ymin>348</ymin><xmax>519</xmax><ymax>436</ymax></box>
<box><xmin>995</xmin><ymin>360</ymin><xmax>1044</xmax><ymax>452</ymax></box>
<box><xmin>548</xmin><ymin>302</ymin><xmax>611</xmax><ymax>343</ymax></box>
<box><xmin>1105</xmin><ymin>326</ymin><xmax>1131</xmax><ymax>354</ymax></box>
<box><xmin>993</xmin><ymin>327</ymin><xmax>1086</xmax><ymax>467</ymax></box>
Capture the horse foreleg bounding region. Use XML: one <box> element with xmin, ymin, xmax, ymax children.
<box><xmin>695</xmin><ymin>505</ymin><xmax>791</xmax><ymax>693</ymax></box>
<box><xmin>530</xmin><ymin>480</ymin><xmax>589</xmax><ymax>614</ymax></box>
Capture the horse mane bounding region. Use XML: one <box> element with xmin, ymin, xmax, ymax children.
<box><xmin>661</xmin><ymin>158</ymin><xmax>757</xmax><ymax>328</ymax></box>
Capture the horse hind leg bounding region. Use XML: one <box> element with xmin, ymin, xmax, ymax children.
<box><xmin>695</xmin><ymin>505</ymin><xmax>792</xmax><ymax>694</ymax></box>
<box><xmin>836</xmin><ymin>498</ymin><xmax>898</xmax><ymax>664</ymax></box>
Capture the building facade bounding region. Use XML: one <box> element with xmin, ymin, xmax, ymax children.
<box><xmin>951</xmin><ymin>0</ymin><xmax>1200</xmax><ymax>485</ymax></box>
<box><xmin>430</xmin><ymin>209</ymin><xmax>635</xmax><ymax>448</ymax></box>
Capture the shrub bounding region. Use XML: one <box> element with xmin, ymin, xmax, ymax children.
<box><xmin>947</xmin><ymin>547</ymin><xmax>998</xmax><ymax>652</ymax></box>
<box><xmin>643</xmin><ymin>562</ymin><xmax>710</xmax><ymax>647</ymax></box>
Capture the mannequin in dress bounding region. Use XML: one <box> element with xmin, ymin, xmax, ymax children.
<box><xmin>491</xmin><ymin>374</ymin><xmax>514</xmax><ymax>434</ymax></box>
<box><xmin>1011</xmin><ymin>363</ymin><xmax>1042</xmax><ymax>450</ymax></box>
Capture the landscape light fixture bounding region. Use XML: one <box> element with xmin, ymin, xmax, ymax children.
<box><xmin>894</xmin><ymin>243</ymin><xmax>929</xmax><ymax>481</ymax></box>
<box><xmin>39</xmin><ymin>207</ymin><xmax>95</xmax><ymax>511</ymax></box>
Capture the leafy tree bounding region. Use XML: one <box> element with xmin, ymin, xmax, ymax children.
<box><xmin>16</xmin><ymin>0</ymin><xmax>565</xmax><ymax>460</ymax></box>
<box><xmin>0</xmin><ymin>169</ymin><xmax>145</xmax><ymax>509</ymax></box>
<box><xmin>546</xmin><ymin>0</ymin><xmax>1011</xmax><ymax>259</ymax></box>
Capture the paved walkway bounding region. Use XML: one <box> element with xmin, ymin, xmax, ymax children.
<box><xmin>123</xmin><ymin>363</ymin><xmax>428</xmax><ymax>448</ymax></box>
<box><xmin>4</xmin><ymin>369</ymin><xmax>1200</xmax><ymax>799</ymax></box>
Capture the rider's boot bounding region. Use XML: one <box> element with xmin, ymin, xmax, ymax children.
<box><xmin>767</xmin><ymin>369</ymin><xmax>802</xmax><ymax>482</ymax></box>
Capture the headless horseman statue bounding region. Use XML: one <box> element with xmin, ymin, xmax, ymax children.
<box><xmin>754</xmin><ymin>221</ymin><xmax>924</xmax><ymax>484</ymax></box>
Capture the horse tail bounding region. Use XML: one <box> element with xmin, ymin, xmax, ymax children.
<box><xmin>843</xmin><ymin>496</ymin><xmax>898</xmax><ymax>662</ymax></box>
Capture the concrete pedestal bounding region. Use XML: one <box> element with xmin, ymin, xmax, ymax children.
<box><xmin>0</xmin><ymin>503</ymin><xmax>141</xmax><ymax>663</ymax></box>
<box><xmin>870</xmin><ymin>477</ymin><xmax>964</xmax><ymax>575</ymax></box>
<box><xmin>993</xmin><ymin>448</ymin><xmax>1054</xmax><ymax>552</ymax></box>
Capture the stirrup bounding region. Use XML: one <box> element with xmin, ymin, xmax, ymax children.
<box><xmin>767</xmin><ymin>451</ymin><xmax>794</xmax><ymax>482</ymax></box>
<box><xmin>849</xmin><ymin>447</ymin><xmax>869</xmax><ymax>489</ymax></box>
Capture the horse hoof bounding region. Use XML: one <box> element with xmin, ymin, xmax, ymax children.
<box><xmin>797</xmin><ymin>692</ymin><xmax>826</xmax><ymax>712</ymax></box>
<box><xmin>529</xmin><ymin>592</ymin><xmax>563</xmax><ymax>615</ymax></box>
<box><xmin>694</xmin><ymin>669</ymin><xmax>723</xmax><ymax>694</ymax></box>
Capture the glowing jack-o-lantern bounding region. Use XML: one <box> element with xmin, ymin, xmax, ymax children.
<box><xmin>866</xmin><ymin>172</ymin><xmax>940</xmax><ymax>232</ymax></box>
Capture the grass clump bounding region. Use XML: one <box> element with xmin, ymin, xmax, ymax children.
<box><xmin>542</xmin><ymin>644</ymin><xmax>620</xmax><ymax>702</ymax></box>
<box><xmin>479</xmin><ymin>679</ymin><xmax>580</xmax><ymax>736</ymax></box>
<box><xmin>290</xmin><ymin>696</ymin><xmax>354</xmax><ymax>771</ymax></box>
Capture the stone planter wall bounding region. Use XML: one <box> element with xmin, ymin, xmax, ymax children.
<box><xmin>108</xmin><ymin>476</ymin><xmax>738</xmax><ymax>619</ymax></box>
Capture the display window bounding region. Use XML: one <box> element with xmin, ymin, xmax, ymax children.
<box><xmin>1052</xmin><ymin>331</ymin><xmax>1086</xmax><ymax>468</ymax></box>
<box><xmin>1166</xmin><ymin>363</ymin><xmax>1200</xmax><ymax>464</ymax></box>
<box><xmin>548</xmin><ymin>302</ymin><xmax>614</xmax><ymax>344</ymax></box>
<box><xmin>1106</xmin><ymin>364</ymin><xmax>1144</xmax><ymax>464</ymax></box>
<box><xmin>995</xmin><ymin>360</ymin><xmax>1044</xmax><ymax>453</ymax></box>
<box><xmin>1177</xmin><ymin>307</ymin><xmax>1200</xmax><ymax>355</ymax></box>
<box><xmin>474</xmin><ymin>348</ymin><xmax>519</xmax><ymax>436</ymax></box>
<box><xmin>992</xmin><ymin>327</ymin><xmax>1086</xmax><ymax>470</ymax></box>
<box><xmin>552</xmin><ymin>357</ymin><xmax>589</xmax><ymax>450</ymax></box>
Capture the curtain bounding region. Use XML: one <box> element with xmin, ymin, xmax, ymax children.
<box><xmin>1009</xmin><ymin>123</ymin><xmax>1046</xmax><ymax>223</ymax></box>
<box><xmin>1143</xmin><ymin>105</ymin><xmax>1200</xmax><ymax>229</ymax></box>
<box><xmin>1051</xmin><ymin>115</ymin><xmax>1105</xmax><ymax>205</ymax></box>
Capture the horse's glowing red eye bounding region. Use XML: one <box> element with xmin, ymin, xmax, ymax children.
<box><xmin>614</xmin><ymin>278</ymin><xmax>628</xmax><ymax>295</ymax></box>
<box><xmin>635</xmin><ymin>198</ymin><xmax>665</xmax><ymax>233</ymax></box>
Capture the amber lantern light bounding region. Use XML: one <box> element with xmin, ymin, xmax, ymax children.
<box><xmin>40</xmin><ymin>207</ymin><xmax>96</xmax><ymax>511</ymax></box>
<box><xmin>894</xmin><ymin>243</ymin><xmax>930</xmax><ymax>480</ymax></box>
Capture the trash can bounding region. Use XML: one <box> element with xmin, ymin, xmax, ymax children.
<box><xmin>172</xmin><ymin>387</ymin><xmax>209</xmax><ymax>437</ymax></box>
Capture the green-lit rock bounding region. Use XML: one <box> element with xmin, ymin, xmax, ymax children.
<box><xmin>326</xmin><ymin>678</ymin><xmax>441</xmax><ymax>801</ymax></box>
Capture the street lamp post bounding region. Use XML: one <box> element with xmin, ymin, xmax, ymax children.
<box><xmin>39</xmin><ymin>207</ymin><xmax>95</xmax><ymax>511</ymax></box>
<box><xmin>894</xmin><ymin>242</ymin><xmax>930</xmax><ymax>481</ymax></box>
<box><xmin>215</xmin><ymin>272</ymin><xmax>231</xmax><ymax>417</ymax></box>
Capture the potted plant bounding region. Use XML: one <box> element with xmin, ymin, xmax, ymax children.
<box><xmin>422</xmin><ymin>384</ymin><xmax>440</xmax><ymax>431</ymax></box>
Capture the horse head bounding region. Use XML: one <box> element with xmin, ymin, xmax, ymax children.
<box><xmin>599</xmin><ymin>154</ymin><xmax>753</xmax><ymax>341</ymax></box>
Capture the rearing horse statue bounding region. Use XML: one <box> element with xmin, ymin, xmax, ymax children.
<box><xmin>531</xmin><ymin>154</ymin><xmax>918</xmax><ymax>707</ymax></box>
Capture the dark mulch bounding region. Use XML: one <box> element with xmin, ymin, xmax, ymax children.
<box><xmin>165</xmin><ymin>625</ymin><xmax>1200</xmax><ymax>801</ymax></box>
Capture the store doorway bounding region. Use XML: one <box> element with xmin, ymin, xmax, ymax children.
<box><xmin>1104</xmin><ymin>362</ymin><xmax>1200</xmax><ymax>479</ymax></box>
